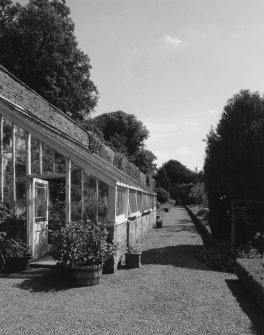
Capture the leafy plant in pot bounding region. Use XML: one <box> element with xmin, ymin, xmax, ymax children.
<box><xmin>0</xmin><ymin>232</ymin><xmax>32</xmax><ymax>272</ymax></box>
<box><xmin>51</xmin><ymin>221</ymin><xmax>117</xmax><ymax>286</ymax></box>
<box><xmin>126</xmin><ymin>243</ymin><xmax>142</xmax><ymax>269</ymax></box>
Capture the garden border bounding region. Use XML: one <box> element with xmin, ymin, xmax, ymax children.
<box><xmin>235</xmin><ymin>258</ymin><xmax>264</xmax><ymax>311</ymax></box>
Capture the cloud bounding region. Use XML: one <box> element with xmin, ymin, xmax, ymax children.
<box><xmin>164</xmin><ymin>34</ymin><xmax>182</xmax><ymax>46</ymax></box>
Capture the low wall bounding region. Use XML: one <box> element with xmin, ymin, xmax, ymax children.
<box><xmin>235</xmin><ymin>258</ymin><xmax>264</xmax><ymax>311</ymax></box>
<box><xmin>104</xmin><ymin>210</ymin><xmax>156</xmax><ymax>273</ymax></box>
<box><xmin>185</xmin><ymin>205</ymin><xmax>216</xmax><ymax>246</ymax></box>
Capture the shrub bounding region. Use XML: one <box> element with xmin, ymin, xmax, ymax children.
<box><xmin>51</xmin><ymin>221</ymin><xmax>117</xmax><ymax>267</ymax></box>
<box><xmin>155</xmin><ymin>187</ymin><xmax>170</xmax><ymax>204</ymax></box>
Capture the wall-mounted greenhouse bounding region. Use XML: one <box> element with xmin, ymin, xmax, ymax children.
<box><xmin>0</xmin><ymin>66</ymin><xmax>156</xmax><ymax>271</ymax></box>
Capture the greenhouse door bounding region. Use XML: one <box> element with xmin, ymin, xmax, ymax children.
<box><xmin>30</xmin><ymin>179</ymin><xmax>49</xmax><ymax>260</ymax></box>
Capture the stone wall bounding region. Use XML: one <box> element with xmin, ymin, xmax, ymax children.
<box><xmin>104</xmin><ymin>210</ymin><xmax>156</xmax><ymax>273</ymax></box>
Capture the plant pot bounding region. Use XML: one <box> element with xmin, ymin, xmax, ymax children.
<box><xmin>156</xmin><ymin>220</ymin><xmax>163</xmax><ymax>228</ymax></box>
<box><xmin>5</xmin><ymin>253</ymin><xmax>32</xmax><ymax>272</ymax></box>
<box><xmin>69</xmin><ymin>263</ymin><xmax>103</xmax><ymax>286</ymax></box>
<box><xmin>126</xmin><ymin>253</ymin><xmax>141</xmax><ymax>268</ymax></box>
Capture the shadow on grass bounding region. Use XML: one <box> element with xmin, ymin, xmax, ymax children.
<box><xmin>226</xmin><ymin>279</ymin><xmax>264</xmax><ymax>335</ymax></box>
<box><xmin>142</xmin><ymin>245</ymin><xmax>210</xmax><ymax>271</ymax></box>
<box><xmin>0</xmin><ymin>268</ymin><xmax>75</xmax><ymax>292</ymax></box>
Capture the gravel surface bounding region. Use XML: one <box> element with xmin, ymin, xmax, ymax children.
<box><xmin>1</xmin><ymin>206</ymin><xmax>264</xmax><ymax>335</ymax></box>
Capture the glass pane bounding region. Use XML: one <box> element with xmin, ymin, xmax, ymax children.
<box><xmin>98</xmin><ymin>180</ymin><xmax>109</xmax><ymax>222</ymax></box>
<box><xmin>16</xmin><ymin>152</ymin><xmax>26</xmax><ymax>179</ymax></box>
<box><xmin>83</xmin><ymin>174</ymin><xmax>97</xmax><ymax>221</ymax></box>
<box><xmin>31</xmin><ymin>137</ymin><xmax>40</xmax><ymax>174</ymax></box>
<box><xmin>137</xmin><ymin>192</ymin><xmax>142</xmax><ymax>212</ymax></box>
<box><xmin>35</xmin><ymin>185</ymin><xmax>47</xmax><ymax>219</ymax></box>
<box><xmin>15</xmin><ymin>127</ymin><xmax>25</xmax><ymax>152</ymax></box>
<box><xmin>3</xmin><ymin>119</ymin><xmax>12</xmax><ymax>152</ymax></box>
<box><xmin>116</xmin><ymin>187</ymin><xmax>127</xmax><ymax>216</ymax></box>
<box><xmin>55</xmin><ymin>152</ymin><xmax>65</xmax><ymax>173</ymax></box>
<box><xmin>49</xmin><ymin>178</ymin><xmax>65</xmax><ymax>230</ymax></box>
<box><xmin>129</xmin><ymin>190</ymin><xmax>137</xmax><ymax>214</ymax></box>
<box><xmin>3</xmin><ymin>152</ymin><xmax>13</xmax><ymax>205</ymax></box>
<box><xmin>42</xmin><ymin>144</ymin><xmax>54</xmax><ymax>174</ymax></box>
<box><xmin>143</xmin><ymin>194</ymin><xmax>149</xmax><ymax>211</ymax></box>
<box><xmin>71</xmin><ymin>168</ymin><xmax>82</xmax><ymax>221</ymax></box>
<box><xmin>16</xmin><ymin>178</ymin><xmax>26</xmax><ymax>219</ymax></box>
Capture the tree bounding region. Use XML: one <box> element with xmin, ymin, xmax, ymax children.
<box><xmin>0</xmin><ymin>0</ymin><xmax>98</xmax><ymax>121</ymax></box>
<box><xmin>133</xmin><ymin>149</ymin><xmax>157</xmax><ymax>175</ymax></box>
<box><xmin>85</xmin><ymin>111</ymin><xmax>157</xmax><ymax>174</ymax></box>
<box><xmin>155</xmin><ymin>160</ymin><xmax>196</xmax><ymax>203</ymax></box>
<box><xmin>204</xmin><ymin>90</ymin><xmax>264</xmax><ymax>242</ymax></box>
<box><xmin>155</xmin><ymin>187</ymin><xmax>170</xmax><ymax>204</ymax></box>
<box><xmin>88</xmin><ymin>111</ymin><xmax>149</xmax><ymax>156</ymax></box>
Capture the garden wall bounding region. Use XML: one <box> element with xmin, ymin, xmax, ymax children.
<box><xmin>104</xmin><ymin>211</ymin><xmax>156</xmax><ymax>273</ymax></box>
<box><xmin>235</xmin><ymin>258</ymin><xmax>264</xmax><ymax>311</ymax></box>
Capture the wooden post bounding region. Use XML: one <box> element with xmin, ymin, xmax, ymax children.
<box><xmin>108</xmin><ymin>185</ymin><xmax>116</xmax><ymax>224</ymax></box>
<box><xmin>12</xmin><ymin>123</ymin><xmax>16</xmax><ymax>214</ymax></box>
<box><xmin>126</xmin><ymin>188</ymin><xmax>129</xmax><ymax>218</ymax></box>
<box><xmin>25</xmin><ymin>132</ymin><xmax>31</xmax><ymax>246</ymax></box>
<box><xmin>0</xmin><ymin>115</ymin><xmax>3</xmax><ymax>202</ymax></box>
<box><xmin>65</xmin><ymin>159</ymin><xmax>71</xmax><ymax>224</ymax></box>
<box><xmin>25</xmin><ymin>132</ymin><xmax>31</xmax><ymax>176</ymax></box>
<box><xmin>231</xmin><ymin>202</ymin><xmax>236</xmax><ymax>246</ymax></box>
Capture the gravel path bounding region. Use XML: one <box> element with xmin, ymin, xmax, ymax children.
<box><xmin>1</xmin><ymin>206</ymin><xmax>264</xmax><ymax>335</ymax></box>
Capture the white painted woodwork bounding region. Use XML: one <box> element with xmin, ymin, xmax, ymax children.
<box><xmin>65</xmin><ymin>159</ymin><xmax>71</xmax><ymax>224</ymax></box>
<box><xmin>108</xmin><ymin>185</ymin><xmax>116</xmax><ymax>224</ymax></box>
<box><xmin>30</xmin><ymin>178</ymin><xmax>49</xmax><ymax>260</ymax></box>
<box><xmin>25</xmin><ymin>132</ymin><xmax>31</xmax><ymax>175</ymax></box>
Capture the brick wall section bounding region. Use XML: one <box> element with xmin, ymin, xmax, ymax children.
<box><xmin>0</xmin><ymin>67</ymin><xmax>154</xmax><ymax>188</ymax></box>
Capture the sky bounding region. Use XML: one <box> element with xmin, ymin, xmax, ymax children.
<box><xmin>18</xmin><ymin>0</ymin><xmax>264</xmax><ymax>171</ymax></box>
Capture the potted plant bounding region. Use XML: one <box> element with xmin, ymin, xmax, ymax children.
<box><xmin>0</xmin><ymin>232</ymin><xmax>32</xmax><ymax>272</ymax></box>
<box><xmin>126</xmin><ymin>243</ymin><xmax>142</xmax><ymax>269</ymax></box>
<box><xmin>51</xmin><ymin>221</ymin><xmax>117</xmax><ymax>286</ymax></box>
<box><xmin>156</xmin><ymin>214</ymin><xmax>163</xmax><ymax>228</ymax></box>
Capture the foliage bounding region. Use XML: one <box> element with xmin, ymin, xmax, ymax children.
<box><xmin>133</xmin><ymin>149</ymin><xmax>157</xmax><ymax>175</ymax></box>
<box><xmin>155</xmin><ymin>187</ymin><xmax>170</xmax><ymax>204</ymax></box>
<box><xmin>0</xmin><ymin>232</ymin><xmax>29</xmax><ymax>270</ymax></box>
<box><xmin>85</xmin><ymin>111</ymin><xmax>157</xmax><ymax>174</ymax></box>
<box><xmin>88</xmin><ymin>111</ymin><xmax>149</xmax><ymax>156</ymax></box>
<box><xmin>190</xmin><ymin>182</ymin><xmax>208</xmax><ymax>206</ymax></box>
<box><xmin>204</xmin><ymin>90</ymin><xmax>264</xmax><ymax>241</ymax></box>
<box><xmin>0</xmin><ymin>202</ymin><xmax>12</xmax><ymax>224</ymax></box>
<box><xmin>51</xmin><ymin>221</ymin><xmax>117</xmax><ymax>267</ymax></box>
<box><xmin>201</xmin><ymin>241</ymin><xmax>262</xmax><ymax>273</ymax></box>
<box><xmin>0</xmin><ymin>0</ymin><xmax>98</xmax><ymax>121</ymax></box>
<box><xmin>126</xmin><ymin>243</ymin><xmax>142</xmax><ymax>254</ymax></box>
<box><xmin>155</xmin><ymin>160</ymin><xmax>196</xmax><ymax>203</ymax></box>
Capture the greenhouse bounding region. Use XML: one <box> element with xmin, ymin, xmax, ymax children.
<box><xmin>0</xmin><ymin>66</ymin><xmax>156</xmax><ymax>272</ymax></box>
